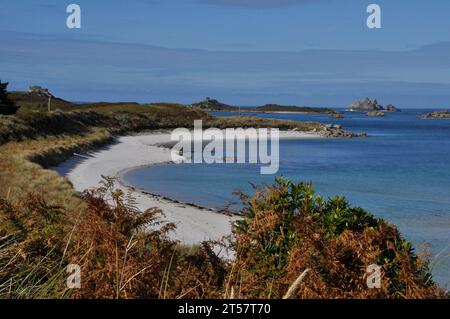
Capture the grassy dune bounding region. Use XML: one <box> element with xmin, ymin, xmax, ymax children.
<box><xmin>0</xmin><ymin>129</ymin><xmax>111</xmax><ymax>208</ymax></box>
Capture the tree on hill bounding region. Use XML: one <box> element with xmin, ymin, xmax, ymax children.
<box><xmin>0</xmin><ymin>81</ymin><xmax>19</xmax><ymax>115</ymax></box>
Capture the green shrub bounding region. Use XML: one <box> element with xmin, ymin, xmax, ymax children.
<box><xmin>0</xmin><ymin>81</ymin><xmax>19</xmax><ymax>115</ymax></box>
<box><xmin>230</xmin><ymin>177</ymin><xmax>442</xmax><ymax>298</ymax></box>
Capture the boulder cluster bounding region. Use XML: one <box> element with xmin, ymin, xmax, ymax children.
<box><xmin>320</xmin><ymin>124</ymin><xmax>367</xmax><ymax>138</ymax></box>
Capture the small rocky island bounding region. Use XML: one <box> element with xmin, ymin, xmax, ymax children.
<box><xmin>367</xmin><ymin>111</ymin><xmax>385</xmax><ymax>117</ymax></box>
<box><xmin>329</xmin><ymin>112</ymin><xmax>344</xmax><ymax>119</ymax></box>
<box><xmin>421</xmin><ymin>109</ymin><xmax>450</xmax><ymax>119</ymax></box>
<box><xmin>347</xmin><ymin>97</ymin><xmax>400</xmax><ymax>113</ymax></box>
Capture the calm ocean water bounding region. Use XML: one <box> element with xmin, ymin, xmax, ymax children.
<box><xmin>124</xmin><ymin>109</ymin><xmax>450</xmax><ymax>286</ymax></box>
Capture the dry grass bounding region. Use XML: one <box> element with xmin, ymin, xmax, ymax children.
<box><xmin>0</xmin><ymin>128</ymin><xmax>111</xmax><ymax>209</ymax></box>
<box><xmin>0</xmin><ymin>177</ymin><xmax>226</xmax><ymax>299</ymax></box>
<box><xmin>65</xmin><ymin>178</ymin><xmax>226</xmax><ymax>299</ymax></box>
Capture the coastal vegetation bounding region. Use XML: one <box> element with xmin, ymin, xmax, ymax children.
<box><xmin>0</xmin><ymin>81</ymin><xmax>19</xmax><ymax>115</ymax></box>
<box><xmin>0</xmin><ymin>177</ymin><xmax>444</xmax><ymax>298</ymax></box>
<box><xmin>228</xmin><ymin>178</ymin><xmax>442</xmax><ymax>298</ymax></box>
<box><xmin>0</xmin><ymin>88</ymin><xmax>444</xmax><ymax>299</ymax></box>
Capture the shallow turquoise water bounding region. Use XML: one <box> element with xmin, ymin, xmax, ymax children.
<box><xmin>124</xmin><ymin>110</ymin><xmax>450</xmax><ymax>286</ymax></box>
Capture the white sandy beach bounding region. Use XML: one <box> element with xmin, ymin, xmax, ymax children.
<box><xmin>56</xmin><ymin>130</ymin><xmax>321</xmax><ymax>245</ymax></box>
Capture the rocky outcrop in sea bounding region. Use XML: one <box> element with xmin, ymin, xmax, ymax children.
<box><xmin>367</xmin><ymin>111</ymin><xmax>385</xmax><ymax>117</ymax></box>
<box><xmin>421</xmin><ymin>109</ymin><xmax>450</xmax><ymax>119</ymax></box>
<box><xmin>319</xmin><ymin>124</ymin><xmax>367</xmax><ymax>138</ymax></box>
<box><xmin>347</xmin><ymin>98</ymin><xmax>400</xmax><ymax>112</ymax></box>
<box><xmin>329</xmin><ymin>112</ymin><xmax>344</xmax><ymax>119</ymax></box>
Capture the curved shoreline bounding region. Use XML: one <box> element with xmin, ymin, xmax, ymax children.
<box><xmin>55</xmin><ymin>130</ymin><xmax>322</xmax><ymax>244</ymax></box>
<box><xmin>116</xmin><ymin>164</ymin><xmax>237</xmax><ymax>216</ymax></box>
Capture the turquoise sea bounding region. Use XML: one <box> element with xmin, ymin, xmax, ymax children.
<box><xmin>124</xmin><ymin>109</ymin><xmax>450</xmax><ymax>287</ymax></box>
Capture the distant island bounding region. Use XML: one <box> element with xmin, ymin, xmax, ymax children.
<box><xmin>421</xmin><ymin>109</ymin><xmax>450</xmax><ymax>119</ymax></box>
<box><xmin>347</xmin><ymin>97</ymin><xmax>400</xmax><ymax>113</ymax></box>
<box><xmin>250</xmin><ymin>104</ymin><xmax>335</xmax><ymax>114</ymax></box>
<box><xmin>192</xmin><ymin>97</ymin><xmax>337</xmax><ymax>115</ymax></box>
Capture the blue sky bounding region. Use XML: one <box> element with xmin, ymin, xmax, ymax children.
<box><xmin>1</xmin><ymin>0</ymin><xmax>450</xmax><ymax>107</ymax></box>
